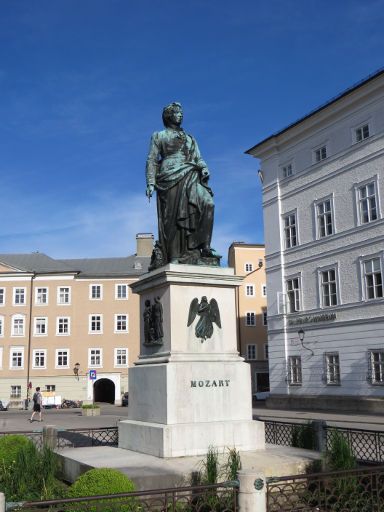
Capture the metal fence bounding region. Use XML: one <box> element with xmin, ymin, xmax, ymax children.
<box><xmin>265</xmin><ymin>420</ymin><xmax>384</xmax><ymax>464</ymax></box>
<box><xmin>6</xmin><ymin>481</ymin><xmax>239</xmax><ymax>511</ymax></box>
<box><xmin>57</xmin><ymin>427</ymin><xmax>118</xmax><ymax>448</ymax></box>
<box><xmin>266</xmin><ymin>465</ymin><xmax>384</xmax><ymax>511</ymax></box>
<box><xmin>0</xmin><ymin>431</ymin><xmax>43</xmax><ymax>450</ymax></box>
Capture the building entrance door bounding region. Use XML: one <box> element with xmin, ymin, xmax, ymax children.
<box><xmin>93</xmin><ymin>378</ymin><xmax>115</xmax><ymax>404</ymax></box>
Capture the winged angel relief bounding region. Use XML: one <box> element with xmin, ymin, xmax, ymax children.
<box><xmin>187</xmin><ymin>296</ymin><xmax>221</xmax><ymax>341</ymax></box>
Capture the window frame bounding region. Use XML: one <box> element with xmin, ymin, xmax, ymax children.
<box><xmin>114</xmin><ymin>348</ymin><xmax>129</xmax><ymax>368</ymax></box>
<box><xmin>262</xmin><ymin>310</ymin><xmax>268</xmax><ymax>326</ymax></box>
<box><xmin>55</xmin><ymin>348</ymin><xmax>70</xmax><ymax>369</ymax></box>
<box><xmin>56</xmin><ymin>317</ymin><xmax>70</xmax><ymax>336</ymax></box>
<box><xmin>32</xmin><ymin>349</ymin><xmax>47</xmax><ymax>369</ymax></box>
<box><xmin>10</xmin><ymin>385</ymin><xmax>22</xmax><ymax>399</ymax></box>
<box><xmin>286</xmin><ymin>275</ymin><xmax>302</xmax><ymax>313</ymax></box>
<box><xmin>13</xmin><ymin>287</ymin><xmax>26</xmax><ymax>306</ymax></box>
<box><xmin>0</xmin><ymin>316</ymin><xmax>3</xmax><ymax>337</ymax></box>
<box><xmin>282</xmin><ymin>162</ymin><xmax>294</xmax><ymax>179</ymax></box>
<box><xmin>288</xmin><ymin>355</ymin><xmax>302</xmax><ymax>385</ymax></box>
<box><xmin>313</xmin><ymin>143</ymin><xmax>328</xmax><ymax>163</ymax></box>
<box><xmin>35</xmin><ymin>287</ymin><xmax>48</xmax><ymax>305</ymax></box>
<box><xmin>314</xmin><ymin>195</ymin><xmax>335</xmax><ymax>239</ymax></box>
<box><xmin>360</xmin><ymin>254</ymin><xmax>384</xmax><ymax>302</ymax></box>
<box><xmin>246</xmin><ymin>344</ymin><xmax>257</xmax><ymax>360</ymax></box>
<box><xmin>324</xmin><ymin>352</ymin><xmax>341</xmax><ymax>385</ymax></box>
<box><xmin>264</xmin><ymin>344</ymin><xmax>269</xmax><ymax>360</ymax></box>
<box><xmin>245</xmin><ymin>311</ymin><xmax>256</xmax><ymax>326</ymax></box>
<box><xmin>34</xmin><ymin>317</ymin><xmax>48</xmax><ymax>336</ymax></box>
<box><xmin>0</xmin><ymin>288</ymin><xmax>5</xmax><ymax>306</ymax></box>
<box><xmin>245</xmin><ymin>284</ymin><xmax>255</xmax><ymax>297</ymax></box>
<box><xmin>115</xmin><ymin>284</ymin><xmax>129</xmax><ymax>300</ymax></box>
<box><xmin>368</xmin><ymin>349</ymin><xmax>384</xmax><ymax>385</ymax></box>
<box><xmin>354</xmin><ymin>176</ymin><xmax>381</xmax><ymax>226</ymax></box>
<box><xmin>115</xmin><ymin>314</ymin><xmax>129</xmax><ymax>333</ymax></box>
<box><xmin>89</xmin><ymin>314</ymin><xmax>103</xmax><ymax>334</ymax></box>
<box><xmin>353</xmin><ymin>122</ymin><xmax>371</xmax><ymax>144</ymax></box>
<box><xmin>282</xmin><ymin>210</ymin><xmax>298</xmax><ymax>249</ymax></box>
<box><xmin>88</xmin><ymin>348</ymin><xmax>103</xmax><ymax>368</ymax></box>
<box><xmin>317</xmin><ymin>264</ymin><xmax>340</xmax><ymax>309</ymax></box>
<box><xmin>57</xmin><ymin>286</ymin><xmax>71</xmax><ymax>305</ymax></box>
<box><xmin>89</xmin><ymin>284</ymin><xmax>103</xmax><ymax>300</ymax></box>
<box><xmin>10</xmin><ymin>346</ymin><xmax>24</xmax><ymax>370</ymax></box>
<box><xmin>244</xmin><ymin>262</ymin><xmax>253</xmax><ymax>273</ymax></box>
<box><xmin>11</xmin><ymin>314</ymin><xmax>25</xmax><ymax>337</ymax></box>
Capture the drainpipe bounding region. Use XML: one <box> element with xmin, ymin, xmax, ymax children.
<box><xmin>25</xmin><ymin>273</ymin><xmax>35</xmax><ymax>409</ymax></box>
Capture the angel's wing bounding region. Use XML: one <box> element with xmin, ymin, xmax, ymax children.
<box><xmin>187</xmin><ymin>298</ymin><xmax>199</xmax><ymax>326</ymax></box>
<box><xmin>209</xmin><ymin>298</ymin><xmax>221</xmax><ymax>328</ymax></box>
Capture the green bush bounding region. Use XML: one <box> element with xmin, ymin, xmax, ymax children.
<box><xmin>0</xmin><ymin>434</ymin><xmax>32</xmax><ymax>468</ymax></box>
<box><xmin>68</xmin><ymin>468</ymin><xmax>136</xmax><ymax>512</ymax></box>
<box><xmin>81</xmin><ymin>404</ymin><xmax>100</xmax><ymax>409</ymax></box>
<box><xmin>324</xmin><ymin>430</ymin><xmax>356</xmax><ymax>471</ymax></box>
<box><xmin>291</xmin><ymin>422</ymin><xmax>317</xmax><ymax>450</ymax></box>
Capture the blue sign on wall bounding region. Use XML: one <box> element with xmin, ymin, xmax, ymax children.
<box><xmin>89</xmin><ymin>370</ymin><xmax>97</xmax><ymax>380</ymax></box>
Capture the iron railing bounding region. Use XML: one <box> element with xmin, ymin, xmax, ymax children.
<box><xmin>266</xmin><ymin>465</ymin><xmax>384</xmax><ymax>511</ymax></box>
<box><xmin>6</xmin><ymin>481</ymin><xmax>239</xmax><ymax>511</ymax></box>
<box><xmin>0</xmin><ymin>431</ymin><xmax>43</xmax><ymax>449</ymax></box>
<box><xmin>57</xmin><ymin>427</ymin><xmax>118</xmax><ymax>448</ymax></box>
<box><xmin>265</xmin><ymin>420</ymin><xmax>384</xmax><ymax>464</ymax></box>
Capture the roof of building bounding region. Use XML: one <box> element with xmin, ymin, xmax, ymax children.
<box><xmin>0</xmin><ymin>252</ymin><xmax>150</xmax><ymax>277</ymax></box>
<box><xmin>245</xmin><ymin>67</ymin><xmax>384</xmax><ymax>155</ymax></box>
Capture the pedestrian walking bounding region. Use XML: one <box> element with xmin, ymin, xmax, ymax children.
<box><xmin>30</xmin><ymin>387</ymin><xmax>43</xmax><ymax>423</ymax></box>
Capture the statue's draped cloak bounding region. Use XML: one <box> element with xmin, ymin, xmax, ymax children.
<box><xmin>146</xmin><ymin>128</ymin><xmax>214</xmax><ymax>262</ymax></box>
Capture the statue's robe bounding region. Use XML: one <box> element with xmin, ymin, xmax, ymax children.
<box><xmin>146</xmin><ymin>128</ymin><xmax>214</xmax><ymax>263</ymax></box>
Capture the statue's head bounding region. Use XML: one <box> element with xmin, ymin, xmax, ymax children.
<box><xmin>162</xmin><ymin>102</ymin><xmax>183</xmax><ymax>127</ymax></box>
<box><xmin>145</xmin><ymin>299</ymin><xmax>151</xmax><ymax>307</ymax></box>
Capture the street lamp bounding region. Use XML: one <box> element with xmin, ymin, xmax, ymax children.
<box><xmin>298</xmin><ymin>328</ymin><xmax>305</xmax><ymax>343</ymax></box>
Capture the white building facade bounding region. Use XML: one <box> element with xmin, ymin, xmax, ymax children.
<box><xmin>247</xmin><ymin>69</ymin><xmax>384</xmax><ymax>412</ymax></box>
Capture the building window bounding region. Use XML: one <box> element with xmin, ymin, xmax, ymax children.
<box><xmin>115</xmin><ymin>314</ymin><xmax>128</xmax><ymax>332</ymax></box>
<box><xmin>288</xmin><ymin>356</ymin><xmax>302</xmax><ymax>385</ymax></box>
<box><xmin>89</xmin><ymin>314</ymin><xmax>103</xmax><ymax>333</ymax></box>
<box><xmin>56</xmin><ymin>349</ymin><xmax>69</xmax><ymax>368</ymax></box>
<box><xmin>262</xmin><ymin>310</ymin><xmax>268</xmax><ymax>326</ymax></box>
<box><xmin>264</xmin><ymin>344</ymin><xmax>269</xmax><ymax>359</ymax></box>
<box><xmin>286</xmin><ymin>278</ymin><xmax>301</xmax><ymax>313</ymax></box>
<box><xmin>369</xmin><ymin>350</ymin><xmax>384</xmax><ymax>384</ymax></box>
<box><xmin>247</xmin><ymin>344</ymin><xmax>257</xmax><ymax>360</ymax></box>
<box><xmin>283</xmin><ymin>213</ymin><xmax>297</xmax><ymax>249</ymax></box>
<box><xmin>10</xmin><ymin>385</ymin><xmax>21</xmax><ymax>398</ymax></box>
<box><xmin>34</xmin><ymin>317</ymin><xmax>47</xmax><ymax>336</ymax></box>
<box><xmin>13</xmin><ymin>287</ymin><xmax>26</xmax><ymax>305</ymax></box>
<box><xmin>357</xmin><ymin>181</ymin><xmax>378</xmax><ymax>224</ymax></box>
<box><xmin>10</xmin><ymin>347</ymin><xmax>24</xmax><ymax>369</ymax></box>
<box><xmin>0</xmin><ymin>288</ymin><xmax>5</xmax><ymax>306</ymax></box>
<box><xmin>0</xmin><ymin>317</ymin><xmax>3</xmax><ymax>337</ymax></box>
<box><xmin>245</xmin><ymin>312</ymin><xmax>256</xmax><ymax>326</ymax></box>
<box><xmin>12</xmin><ymin>315</ymin><xmax>25</xmax><ymax>336</ymax></box>
<box><xmin>320</xmin><ymin>269</ymin><xmax>338</xmax><ymax>307</ymax></box>
<box><xmin>282</xmin><ymin>163</ymin><xmax>293</xmax><ymax>178</ymax></box>
<box><xmin>245</xmin><ymin>284</ymin><xmax>255</xmax><ymax>296</ymax></box>
<box><xmin>116</xmin><ymin>284</ymin><xmax>128</xmax><ymax>300</ymax></box>
<box><xmin>88</xmin><ymin>348</ymin><xmax>102</xmax><ymax>367</ymax></box>
<box><xmin>90</xmin><ymin>284</ymin><xmax>102</xmax><ymax>300</ymax></box>
<box><xmin>355</xmin><ymin>124</ymin><xmax>370</xmax><ymax>143</ymax></box>
<box><xmin>316</xmin><ymin>198</ymin><xmax>334</xmax><ymax>238</ymax></box>
<box><xmin>45</xmin><ymin>385</ymin><xmax>56</xmax><ymax>392</ymax></box>
<box><xmin>261</xmin><ymin>284</ymin><xmax>267</xmax><ymax>297</ymax></box>
<box><xmin>57</xmin><ymin>287</ymin><xmax>71</xmax><ymax>305</ymax></box>
<box><xmin>314</xmin><ymin>145</ymin><xmax>327</xmax><ymax>162</ymax></box>
<box><xmin>245</xmin><ymin>263</ymin><xmax>253</xmax><ymax>272</ymax></box>
<box><xmin>0</xmin><ymin>347</ymin><xmax>2</xmax><ymax>369</ymax></box>
<box><xmin>324</xmin><ymin>353</ymin><xmax>340</xmax><ymax>385</ymax></box>
<box><xmin>35</xmin><ymin>287</ymin><xmax>48</xmax><ymax>305</ymax></box>
<box><xmin>57</xmin><ymin>317</ymin><xmax>70</xmax><ymax>335</ymax></box>
<box><xmin>363</xmin><ymin>258</ymin><xmax>383</xmax><ymax>300</ymax></box>
<box><xmin>115</xmin><ymin>348</ymin><xmax>128</xmax><ymax>367</ymax></box>
<box><xmin>33</xmin><ymin>349</ymin><xmax>46</xmax><ymax>369</ymax></box>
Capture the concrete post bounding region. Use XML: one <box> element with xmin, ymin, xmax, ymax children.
<box><xmin>237</xmin><ymin>470</ymin><xmax>266</xmax><ymax>512</ymax></box>
<box><xmin>0</xmin><ymin>492</ymin><xmax>5</xmax><ymax>512</ymax></box>
<box><xmin>43</xmin><ymin>426</ymin><xmax>58</xmax><ymax>450</ymax></box>
<box><xmin>312</xmin><ymin>420</ymin><xmax>327</xmax><ymax>452</ymax></box>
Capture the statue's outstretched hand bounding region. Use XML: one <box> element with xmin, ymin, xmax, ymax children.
<box><xmin>201</xmin><ymin>168</ymin><xmax>210</xmax><ymax>180</ymax></box>
<box><xmin>146</xmin><ymin>184</ymin><xmax>155</xmax><ymax>199</ymax></box>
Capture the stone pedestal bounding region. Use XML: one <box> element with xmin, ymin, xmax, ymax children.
<box><xmin>119</xmin><ymin>264</ymin><xmax>265</xmax><ymax>457</ymax></box>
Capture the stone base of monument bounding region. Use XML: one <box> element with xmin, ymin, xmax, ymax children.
<box><xmin>118</xmin><ymin>264</ymin><xmax>265</xmax><ymax>458</ymax></box>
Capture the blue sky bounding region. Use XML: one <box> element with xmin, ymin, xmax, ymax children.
<box><xmin>1</xmin><ymin>0</ymin><xmax>384</xmax><ymax>261</ymax></box>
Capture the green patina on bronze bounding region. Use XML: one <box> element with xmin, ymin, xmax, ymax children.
<box><xmin>146</xmin><ymin>102</ymin><xmax>220</xmax><ymax>269</ymax></box>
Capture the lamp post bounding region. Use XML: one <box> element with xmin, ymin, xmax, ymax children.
<box><xmin>298</xmin><ymin>328</ymin><xmax>305</xmax><ymax>343</ymax></box>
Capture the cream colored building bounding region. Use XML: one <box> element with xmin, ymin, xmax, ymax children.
<box><xmin>228</xmin><ymin>243</ymin><xmax>269</xmax><ymax>396</ymax></box>
<box><xmin>0</xmin><ymin>234</ymin><xmax>152</xmax><ymax>408</ymax></box>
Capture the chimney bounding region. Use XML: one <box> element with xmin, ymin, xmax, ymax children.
<box><xmin>136</xmin><ymin>233</ymin><xmax>154</xmax><ymax>257</ymax></box>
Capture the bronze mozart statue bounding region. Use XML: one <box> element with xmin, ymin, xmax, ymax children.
<box><xmin>146</xmin><ymin>102</ymin><xmax>220</xmax><ymax>268</ymax></box>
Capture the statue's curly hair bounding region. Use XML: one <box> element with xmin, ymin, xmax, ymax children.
<box><xmin>162</xmin><ymin>102</ymin><xmax>182</xmax><ymax>127</ymax></box>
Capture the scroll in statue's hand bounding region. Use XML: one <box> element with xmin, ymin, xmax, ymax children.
<box><xmin>146</xmin><ymin>184</ymin><xmax>155</xmax><ymax>199</ymax></box>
